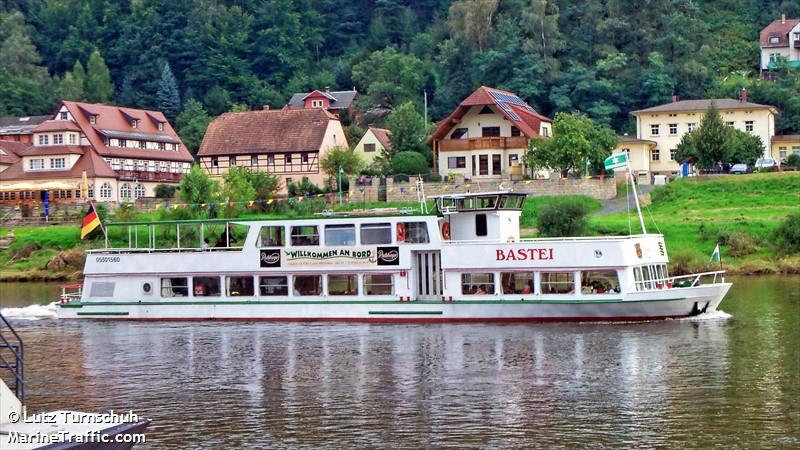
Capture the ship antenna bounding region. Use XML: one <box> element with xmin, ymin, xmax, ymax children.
<box><xmin>627</xmin><ymin>163</ymin><xmax>647</xmax><ymax>235</ymax></box>
<box><xmin>416</xmin><ymin>177</ymin><xmax>428</xmax><ymax>214</ymax></box>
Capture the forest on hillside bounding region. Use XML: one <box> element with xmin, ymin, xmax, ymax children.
<box><xmin>1</xmin><ymin>0</ymin><xmax>799</xmax><ymax>145</ymax></box>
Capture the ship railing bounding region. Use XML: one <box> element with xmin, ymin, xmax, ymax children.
<box><xmin>86</xmin><ymin>246</ymin><xmax>243</xmax><ymax>254</ymax></box>
<box><xmin>59</xmin><ymin>284</ymin><xmax>83</xmax><ymax>303</ymax></box>
<box><xmin>633</xmin><ymin>270</ymin><xmax>726</xmax><ymax>292</ymax></box>
<box><xmin>0</xmin><ymin>311</ymin><xmax>25</xmax><ymax>406</ymax></box>
<box><xmin>443</xmin><ymin>234</ymin><xmax>658</xmax><ymax>244</ymax></box>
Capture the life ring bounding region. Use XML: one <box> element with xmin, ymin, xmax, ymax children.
<box><xmin>396</xmin><ymin>223</ymin><xmax>407</xmax><ymax>242</ymax></box>
<box><xmin>441</xmin><ymin>222</ymin><xmax>451</xmax><ymax>240</ymax></box>
<box><xmin>507</xmin><ymin>236</ymin><xmax>515</xmax><ymax>243</ymax></box>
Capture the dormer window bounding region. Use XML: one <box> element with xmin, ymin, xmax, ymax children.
<box><xmin>60</xmin><ymin>112</ymin><xmax>68</xmax><ymax>120</ymax></box>
<box><xmin>769</xmin><ymin>35</ymin><xmax>780</xmax><ymax>44</ymax></box>
<box><xmin>311</xmin><ymin>99</ymin><xmax>324</xmax><ymax>108</ymax></box>
<box><xmin>89</xmin><ymin>115</ymin><xmax>97</xmax><ymax>125</ymax></box>
<box><xmin>131</xmin><ymin>120</ymin><xmax>139</xmax><ymax>129</ymax></box>
<box><xmin>158</xmin><ymin>122</ymin><xmax>164</xmax><ymax>131</ymax></box>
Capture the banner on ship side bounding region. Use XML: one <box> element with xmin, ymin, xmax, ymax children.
<box><xmin>264</xmin><ymin>246</ymin><xmax>400</xmax><ymax>267</ymax></box>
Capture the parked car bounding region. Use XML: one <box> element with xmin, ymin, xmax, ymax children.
<box><xmin>755</xmin><ymin>157</ymin><xmax>779</xmax><ymax>171</ymax></box>
<box><xmin>730</xmin><ymin>163</ymin><xmax>750</xmax><ymax>174</ymax></box>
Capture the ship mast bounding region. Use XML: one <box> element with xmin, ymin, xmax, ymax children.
<box><xmin>627</xmin><ymin>165</ymin><xmax>647</xmax><ymax>235</ymax></box>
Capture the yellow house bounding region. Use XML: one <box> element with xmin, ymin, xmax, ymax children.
<box><xmin>771</xmin><ymin>135</ymin><xmax>800</xmax><ymax>161</ymax></box>
<box><xmin>353</xmin><ymin>127</ymin><xmax>391</xmax><ymax>167</ymax></box>
<box><xmin>619</xmin><ymin>93</ymin><xmax>777</xmax><ymax>181</ymax></box>
<box><xmin>612</xmin><ymin>136</ymin><xmax>657</xmax><ymax>184</ymax></box>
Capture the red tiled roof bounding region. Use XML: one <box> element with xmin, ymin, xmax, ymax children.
<box><xmin>61</xmin><ymin>101</ymin><xmax>193</xmax><ymax>163</ymax></box>
<box><xmin>0</xmin><ymin>141</ymin><xmax>25</xmax><ymax>165</ymax></box>
<box><xmin>198</xmin><ymin>108</ymin><xmax>339</xmax><ymax>156</ymax></box>
<box><xmin>32</xmin><ymin>120</ymin><xmax>82</xmax><ymax>133</ymax></box>
<box><xmin>369</xmin><ymin>127</ymin><xmax>392</xmax><ymax>150</ymax></box>
<box><xmin>429</xmin><ymin>86</ymin><xmax>551</xmax><ymax>142</ymax></box>
<box><xmin>0</xmin><ymin>150</ymin><xmax>115</xmax><ymax>182</ymax></box>
<box><xmin>760</xmin><ymin>18</ymin><xmax>800</xmax><ymax>47</ymax></box>
<box><xmin>18</xmin><ymin>145</ymin><xmax>85</xmax><ymax>156</ymax></box>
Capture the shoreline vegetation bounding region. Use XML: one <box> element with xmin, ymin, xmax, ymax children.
<box><xmin>1</xmin><ymin>173</ymin><xmax>798</xmax><ymax>282</ymax></box>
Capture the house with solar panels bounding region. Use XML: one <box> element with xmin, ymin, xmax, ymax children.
<box><xmin>428</xmin><ymin>86</ymin><xmax>552</xmax><ymax>181</ymax></box>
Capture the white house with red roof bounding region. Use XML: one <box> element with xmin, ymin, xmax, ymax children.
<box><xmin>428</xmin><ymin>86</ymin><xmax>551</xmax><ymax>180</ymax></box>
<box><xmin>0</xmin><ymin>100</ymin><xmax>193</xmax><ymax>205</ymax></box>
<box><xmin>760</xmin><ymin>14</ymin><xmax>800</xmax><ymax>73</ymax></box>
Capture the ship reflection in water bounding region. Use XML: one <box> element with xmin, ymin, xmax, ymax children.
<box><xmin>17</xmin><ymin>313</ymin><xmax>775</xmax><ymax>449</ymax></box>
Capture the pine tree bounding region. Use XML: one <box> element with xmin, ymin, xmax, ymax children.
<box><xmin>60</xmin><ymin>60</ymin><xmax>86</xmax><ymax>101</ymax></box>
<box><xmin>176</xmin><ymin>99</ymin><xmax>212</xmax><ymax>155</ymax></box>
<box><xmin>85</xmin><ymin>49</ymin><xmax>114</xmax><ymax>103</ymax></box>
<box><xmin>156</xmin><ymin>62</ymin><xmax>181</xmax><ymax>121</ymax></box>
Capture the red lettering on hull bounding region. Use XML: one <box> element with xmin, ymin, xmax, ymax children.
<box><xmin>495</xmin><ymin>248</ymin><xmax>555</xmax><ymax>261</ymax></box>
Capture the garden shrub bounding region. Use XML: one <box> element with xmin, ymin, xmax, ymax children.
<box><xmin>536</xmin><ymin>197</ymin><xmax>590</xmax><ymax>237</ymax></box>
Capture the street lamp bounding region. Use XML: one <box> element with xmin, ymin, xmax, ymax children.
<box><xmin>338</xmin><ymin>166</ymin><xmax>344</xmax><ymax>206</ymax></box>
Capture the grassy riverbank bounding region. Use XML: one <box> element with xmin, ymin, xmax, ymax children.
<box><xmin>1</xmin><ymin>173</ymin><xmax>797</xmax><ymax>281</ymax></box>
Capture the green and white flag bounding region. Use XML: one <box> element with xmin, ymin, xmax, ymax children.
<box><xmin>604</xmin><ymin>153</ymin><xmax>629</xmax><ymax>170</ymax></box>
<box><xmin>710</xmin><ymin>243</ymin><xmax>721</xmax><ymax>263</ymax></box>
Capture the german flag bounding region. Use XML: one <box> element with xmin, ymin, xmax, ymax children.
<box><xmin>81</xmin><ymin>206</ymin><xmax>101</xmax><ymax>239</ymax></box>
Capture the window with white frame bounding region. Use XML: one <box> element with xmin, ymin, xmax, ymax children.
<box><xmin>120</xmin><ymin>183</ymin><xmax>131</xmax><ymax>199</ymax></box>
<box><xmin>29</xmin><ymin>158</ymin><xmax>44</xmax><ymax>170</ymax></box>
<box><xmin>541</xmin><ymin>272</ymin><xmax>575</xmax><ymax>294</ymax></box>
<box><xmin>726</xmin><ymin>121</ymin><xmax>734</xmax><ymax>127</ymax></box>
<box><xmin>68</xmin><ymin>134</ymin><xmax>76</xmax><ymax>144</ymax></box>
<box><xmin>50</xmin><ymin>157</ymin><xmax>65</xmax><ymax>169</ymax></box>
<box><xmin>134</xmin><ymin>183</ymin><xmax>145</xmax><ymax>198</ymax></box>
<box><xmin>793</xmin><ymin>146</ymin><xmax>800</xmax><ymax>155</ymax></box>
<box><xmin>669</xmin><ymin>149</ymin><xmax>677</xmax><ymax>161</ymax></box>
<box><xmin>669</xmin><ymin>124</ymin><xmax>677</xmax><ymax>135</ymax></box>
<box><xmin>363</xmin><ymin>274</ymin><xmax>394</xmax><ymax>295</ymax></box>
<box><xmin>38</xmin><ymin>135</ymin><xmax>48</xmax><ymax>145</ymax></box>
<box><xmin>60</xmin><ymin>111</ymin><xmax>68</xmax><ymax>120</ymax></box>
<box><xmin>99</xmin><ymin>182</ymin><xmax>112</xmax><ymax>199</ymax></box>
<box><xmin>651</xmin><ymin>149</ymin><xmax>660</xmax><ymax>161</ymax></box>
<box><xmin>650</xmin><ymin>124</ymin><xmax>659</xmax><ymax>136</ymax></box>
<box><xmin>461</xmin><ymin>273</ymin><xmax>495</xmax><ymax>295</ymax></box>
<box><xmin>745</xmin><ymin>121</ymin><xmax>753</xmax><ymax>132</ymax></box>
<box><xmin>89</xmin><ymin>115</ymin><xmax>97</xmax><ymax>125</ymax></box>
<box><xmin>53</xmin><ymin>134</ymin><xmax>64</xmax><ymax>144</ymax></box>
<box><xmin>779</xmin><ymin>146</ymin><xmax>787</xmax><ymax>158</ymax></box>
<box><xmin>87</xmin><ymin>184</ymin><xmax>94</xmax><ymax>199</ymax></box>
<box><xmin>687</xmin><ymin>123</ymin><xmax>696</xmax><ymax>132</ymax></box>
<box><xmin>158</xmin><ymin>122</ymin><xmax>164</xmax><ymax>131</ymax></box>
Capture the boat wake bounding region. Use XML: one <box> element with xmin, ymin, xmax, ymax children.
<box><xmin>676</xmin><ymin>310</ymin><xmax>732</xmax><ymax>322</ymax></box>
<box><xmin>1</xmin><ymin>302</ymin><xmax>58</xmax><ymax>320</ymax></box>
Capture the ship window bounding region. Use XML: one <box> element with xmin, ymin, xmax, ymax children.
<box><xmin>475</xmin><ymin>214</ymin><xmax>488</xmax><ymax>236</ymax></box>
<box><xmin>499</xmin><ymin>195</ymin><xmax>524</xmax><ymax>209</ymax></box>
<box><xmin>399</xmin><ymin>222</ymin><xmax>429</xmax><ymax>243</ymax></box>
<box><xmin>193</xmin><ymin>276</ymin><xmax>221</xmax><ymax>297</ymax></box>
<box><xmin>325</xmin><ymin>224</ymin><xmax>356</xmax><ymax>246</ymax></box>
<box><xmin>541</xmin><ymin>272</ymin><xmax>575</xmax><ymax>294</ymax></box>
<box><xmin>633</xmin><ymin>267</ymin><xmax>644</xmax><ymax>291</ymax></box>
<box><xmin>161</xmin><ymin>277</ymin><xmax>188</xmax><ymax>297</ymax></box>
<box><xmin>476</xmin><ymin>195</ymin><xmax>497</xmax><ymax>209</ymax></box>
<box><xmin>461</xmin><ymin>273</ymin><xmax>495</xmax><ymax>295</ymax></box>
<box><xmin>364</xmin><ymin>274</ymin><xmax>394</xmax><ymax>295</ymax></box>
<box><xmin>291</xmin><ymin>225</ymin><xmax>319</xmax><ymax>246</ymax></box>
<box><xmin>259</xmin><ymin>276</ymin><xmax>288</xmax><ymax>296</ymax></box>
<box><xmin>500</xmin><ymin>272</ymin><xmax>534</xmax><ymax>294</ymax></box>
<box><xmin>89</xmin><ymin>282</ymin><xmax>115</xmax><ymax>297</ymax></box>
<box><xmin>456</xmin><ymin>197</ymin><xmax>475</xmax><ymax>210</ymax></box>
<box><xmin>580</xmin><ymin>271</ymin><xmax>620</xmax><ymax>294</ymax></box>
<box><xmin>328</xmin><ymin>274</ymin><xmax>358</xmax><ymax>296</ymax></box>
<box><xmin>294</xmin><ymin>275</ymin><xmax>322</xmax><ymax>296</ymax></box>
<box><xmin>361</xmin><ymin>223</ymin><xmax>392</xmax><ymax>245</ymax></box>
<box><xmin>258</xmin><ymin>226</ymin><xmax>284</xmax><ymax>247</ymax></box>
<box><xmin>227</xmin><ymin>276</ymin><xmax>254</xmax><ymax>296</ymax></box>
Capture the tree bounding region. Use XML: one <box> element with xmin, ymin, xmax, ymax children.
<box><xmin>157</xmin><ymin>62</ymin><xmax>181</xmax><ymax>121</ymax></box>
<box><xmin>728</xmin><ymin>129</ymin><xmax>764</xmax><ymax>165</ymax></box>
<box><xmin>447</xmin><ymin>0</ymin><xmax>500</xmax><ymax>53</ymax></box>
<box><xmin>321</xmin><ymin>146</ymin><xmax>364</xmax><ymax>180</ymax></box>
<box><xmin>242</xmin><ymin>169</ymin><xmax>281</xmax><ymax>208</ymax></box>
<box><xmin>385</xmin><ymin>102</ymin><xmax>429</xmax><ymax>156</ymax></box>
<box><xmin>391</xmin><ymin>151</ymin><xmax>428</xmax><ymax>175</ymax></box>
<box><xmin>351</xmin><ymin>48</ymin><xmax>428</xmax><ymax>118</ymax></box>
<box><xmin>345</xmin><ymin>124</ymin><xmax>365</xmax><ymax>150</ymax></box>
<box><xmin>536</xmin><ymin>197</ymin><xmax>590</xmax><ymax>237</ymax></box>
<box><xmin>176</xmin><ymin>99</ymin><xmax>212</xmax><ymax>155</ymax></box>
<box><xmin>60</xmin><ymin>60</ymin><xmax>86</xmax><ymax>101</ymax></box>
<box><xmin>526</xmin><ymin>112</ymin><xmax>617</xmax><ymax>178</ymax></box>
<box><xmin>221</xmin><ymin>166</ymin><xmax>257</xmax><ymax>217</ymax></box>
<box><xmin>179</xmin><ymin>164</ymin><xmax>218</xmax><ymax>206</ymax></box>
<box><xmin>85</xmin><ymin>48</ymin><xmax>114</xmax><ymax>103</ymax></box>
<box><xmin>675</xmin><ymin>103</ymin><xmax>729</xmax><ymax>169</ymax></box>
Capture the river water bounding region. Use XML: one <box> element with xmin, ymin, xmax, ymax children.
<box><xmin>1</xmin><ymin>276</ymin><xmax>798</xmax><ymax>448</ymax></box>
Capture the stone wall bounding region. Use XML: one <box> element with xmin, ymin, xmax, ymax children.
<box><xmin>348</xmin><ymin>177</ymin><xmax>617</xmax><ymax>203</ymax></box>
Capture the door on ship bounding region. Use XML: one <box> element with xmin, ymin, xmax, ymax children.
<box><xmin>412</xmin><ymin>251</ymin><xmax>442</xmax><ymax>301</ymax></box>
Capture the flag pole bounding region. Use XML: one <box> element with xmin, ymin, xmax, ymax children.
<box><xmin>627</xmin><ymin>162</ymin><xmax>647</xmax><ymax>235</ymax></box>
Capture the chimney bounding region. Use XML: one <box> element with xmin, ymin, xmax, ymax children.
<box><xmin>324</xmin><ymin>86</ymin><xmax>330</xmax><ymax>92</ymax></box>
<box><xmin>739</xmin><ymin>88</ymin><xmax>748</xmax><ymax>103</ymax></box>
<box><xmin>782</xmin><ymin>14</ymin><xmax>786</xmax><ymax>24</ymax></box>
<box><xmin>672</xmin><ymin>95</ymin><xmax>678</xmax><ymax>103</ymax></box>
<box><xmin>262</xmin><ymin>105</ymin><xmax>270</xmax><ymax>111</ymax></box>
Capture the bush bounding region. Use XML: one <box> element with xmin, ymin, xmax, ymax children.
<box><xmin>113</xmin><ymin>203</ymin><xmax>137</xmax><ymax>222</ymax></box>
<box><xmin>787</xmin><ymin>153</ymin><xmax>800</xmax><ymax>169</ymax></box>
<box><xmin>775</xmin><ymin>215</ymin><xmax>800</xmax><ymax>254</ymax></box>
<box><xmin>287</xmin><ymin>177</ymin><xmax>323</xmax><ymax>196</ymax></box>
<box><xmin>422</xmin><ymin>173</ymin><xmax>442</xmax><ymax>182</ymax></box>
<box><xmin>391</xmin><ymin>151</ymin><xmax>428</xmax><ymax>175</ymax></box>
<box><xmin>154</xmin><ymin>184</ymin><xmax>177</xmax><ymax>199</ymax></box>
<box><xmin>722</xmin><ymin>232</ymin><xmax>757</xmax><ymax>257</ymax></box>
<box><xmin>535</xmin><ymin>197</ymin><xmax>590</xmax><ymax>237</ymax></box>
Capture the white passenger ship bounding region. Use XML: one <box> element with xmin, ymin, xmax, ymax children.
<box><xmin>57</xmin><ymin>191</ymin><xmax>730</xmax><ymax>322</ymax></box>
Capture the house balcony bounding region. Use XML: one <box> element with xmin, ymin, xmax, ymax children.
<box><xmin>116</xmin><ymin>169</ymin><xmax>183</xmax><ymax>182</ymax></box>
<box><xmin>439</xmin><ymin>136</ymin><xmax>529</xmax><ymax>152</ymax></box>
